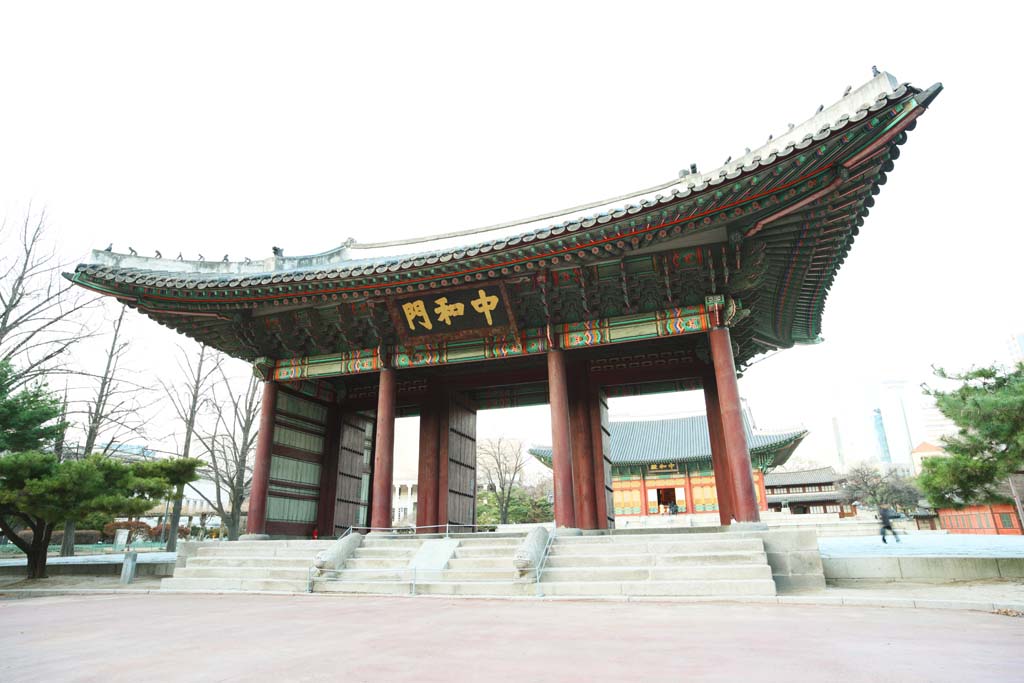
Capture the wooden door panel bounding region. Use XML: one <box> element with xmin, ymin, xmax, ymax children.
<box><xmin>334</xmin><ymin>411</ymin><xmax>376</xmax><ymax>532</ymax></box>
<box><xmin>446</xmin><ymin>394</ymin><xmax>477</xmax><ymax>530</ymax></box>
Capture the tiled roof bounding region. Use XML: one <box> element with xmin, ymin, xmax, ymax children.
<box><xmin>68</xmin><ymin>73</ymin><xmax>935</xmax><ymax>291</ymax></box>
<box><xmin>764</xmin><ymin>466</ymin><xmax>841</xmax><ymax>487</ymax></box>
<box><xmin>529</xmin><ymin>414</ymin><xmax>807</xmax><ymax>466</ymax></box>
<box><xmin>766</xmin><ymin>492</ymin><xmax>842</xmax><ymax>504</ymax></box>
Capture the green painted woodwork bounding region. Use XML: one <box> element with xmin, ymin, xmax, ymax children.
<box><xmin>266</xmin><ymin>496</ymin><xmax>318</xmax><ymax>523</ymax></box>
<box><xmin>269</xmin><ymin>455</ymin><xmax>321</xmax><ymax>486</ymax></box>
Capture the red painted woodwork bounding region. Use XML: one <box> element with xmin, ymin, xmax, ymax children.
<box><xmin>246</xmin><ymin>381</ymin><xmax>279</xmax><ymax>535</ymax></box>
<box><xmin>683</xmin><ymin>464</ymin><xmax>695</xmax><ymax>515</ymax></box>
<box><xmin>316</xmin><ymin>403</ymin><xmax>342</xmax><ymax>537</ymax></box>
<box><xmin>938</xmin><ymin>504</ymin><xmax>1022</xmax><ymax>535</ymax></box>
<box><xmin>548</xmin><ymin>347</ymin><xmax>576</xmax><ymax>528</ymax></box>
<box><xmin>709</xmin><ymin>326</ymin><xmax>760</xmax><ymax>523</ymax></box>
<box><xmin>568</xmin><ymin>360</ymin><xmax>597</xmax><ymax>530</ymax></box>
<box><xmin>370</xmin><ymin>367</ymin><xmax>397</xmax><ymax>530</ymax></box>
<box><xmin>756</xmin><ymin>472</ymin><xmax>768</xmax><ymax>512</ymax></box>
<box><xmin>703</xmin><ymin>374</ymin><xmax>734</xmax><ymax>524</ymax></box>
<box><xmin>416</xmin><ymin>388</ymin><xmax>442</xmax><ymax>532</ymax></box>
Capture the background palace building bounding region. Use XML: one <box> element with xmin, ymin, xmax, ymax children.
<box><xmin>67</xmin><ymin>72</ymin><xmax>940</xmax><ymax>537</ymax></box>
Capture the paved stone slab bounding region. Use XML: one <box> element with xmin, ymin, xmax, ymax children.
<box><xmin>0</xmin><ymin>594</ymin><xmax>1021</xmax><ymax>682</ymax></box>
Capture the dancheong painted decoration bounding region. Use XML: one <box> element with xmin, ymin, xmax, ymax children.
<box><xmin>66</xmin><ymin>71</ymin><xmax>940</xmax><ymax>537</ymax></box>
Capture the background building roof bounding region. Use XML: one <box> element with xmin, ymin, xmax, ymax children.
<box><xmin>764</xmin><ymin>466</ymin><xmax>841</xmax><ymax>487</ymax></box>
<box><xmin>529</xmin><ymin>414</ymin><xmax>806</xmax><ymax>467</ymax></box>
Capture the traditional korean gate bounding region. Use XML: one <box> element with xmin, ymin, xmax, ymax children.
<box><xmin>333</xmin><ymin>411</ymin><xmax>376</xmax><ymax>533</ymax></box>
<box><xmin>444</xmin><ymin>394</ymin><xmax>477</xmax><ymax>531</ymax></box>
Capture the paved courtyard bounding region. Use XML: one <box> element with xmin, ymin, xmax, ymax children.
<box><xmin>819</xmin><ymin>534</ymin><xmax>1024</xmax><ymax>557</ymax></box>
<box><xmin>1</xmin><ymin>594</ymin><xmax>1021</xmax><ymax>682</ymax></box>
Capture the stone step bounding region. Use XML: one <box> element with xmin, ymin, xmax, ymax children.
<box><xmin>562</xmin><ymin>532</ymin><xmax>734</xmax><ymax>543</ymax></box>
<box><xmin>344</xmin><ymin>557</ymin><xmax>415</xmax><ymax>570</ymax></box>
<box><xmin>446</xmin><ymin>557</ymin><xmax>516</xmax><ymax>570</ymax></box>
<box><xmin>352</xmin><ymin>548</ymin><xmax>419</xmax><ymax>559</ymax></box>
<box><xmin>161</xmin><ymin>577</ymin><xmax>309</xmax><ymax>592</ymax></box>
<box><xmin>196</xmin><ymin>541</ymin><xmax>333</xmax><ymax>551</ymax></box>
<box><xmin>548</xmin><ymin>539</ymin><xmax>763</xmax><ymax>555</ymax></box>
<box><xmin>538</xmin><ymin>579</ymin><xmax>777</xmax><ymax>597</ymax></box>
<box><xmin>186</xmin><ymin>557</ymin><xmax>313</xmax><ymax>569</ymax></box>
<box><xmin>195</xmin><ymin>547</ymin><xmax>321</xmax><ymax>559</ymax></box>
<box><xmin>544</xmin><ymin>551</ymin><xmax>767</xmax><ymax>568</ymax></box>
<box><xmin>360</xmin><ymin>538</ymin><xmax>424</xmax><ymax>548</ymax></box>
<box><xmin>454</xmin><ymin>540</ymin><xmax>524</xmax><ymax>548</ymax></box>
<box><xmin>452</xmin><ymin>546</ymin><xmax>520</xmax><ymax>558</ymax></box>
<box><xmin>313</xmin><ymin>580</ymin><xmax>535</xmax><ymax>597</ymax></box>
<box><xmin>175</xmin><ymin>566</ymin><xmax>311</xmax><ymax>580</ymax></box>
<box><xmin>539</xmin><ymin>564</ymin><xmax>772</xmax><ymax>582</ymax></box>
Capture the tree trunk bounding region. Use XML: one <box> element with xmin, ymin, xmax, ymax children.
<box><xmin>166</xmin><ymin>483</ymin><xmax>186</xmax><ymax>552</ymax></box>
<box><xmin>60</xmin><ymin>519</ymin><xmax>75</xmax><ymax>557</ymax></box>
<box><xmin>27</xmin><ymin>524</ymin><xmax>53</xmax><ymax>579</ymax></box>
<box><xmin>227</xmin><ymin>509</ymin><xmax>241</xmax><ymax>541</ymax></box>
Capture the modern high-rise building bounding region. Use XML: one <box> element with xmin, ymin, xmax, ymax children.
<box><xmin>873</xmin><ymin>408</ymin><xmax>891</xmax><ymax>465</ymax></box>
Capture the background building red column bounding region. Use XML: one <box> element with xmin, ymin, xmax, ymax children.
<box><xmin>370</xmin><ymin>366</ymin><xmax>397</xmax><ymax>530</ymax></box>
<box><xmin>568</xmin><ymin>361</ymin><xmax>597</xmax><ymax>530</ymax></box>
<box><xmin>703</xmin><ymin>373</ymin><xmax>734</xmax><ymax>525</ymax></box>
<box><xmin>709</xmin><ymin>326</ymin><xmax>761</xmax><ymax>523</ymax></box>
<box><xmin>548</xmin><ymin>346</ymin><xmax>576</xmax><ymax>528</ymax></box>
<box><xmin>416</xmin><ymin>386</ymin><xmax>441</xmax><ymax>533</ymax></box>
<box><xmin>246</xmin><ymin>381</ymin><xmax>278</xmax><ymax>535</ymax></box>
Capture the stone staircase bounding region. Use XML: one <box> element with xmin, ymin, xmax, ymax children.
<box><xmin>314</xmin><ymin>529</ymin><xmax>776</xmax><ymax>598</ymax></box>
<box><xmin>315</xmin><ymin>533</ymin><xmax>524</xmax><ymax>595</ymax></box>
<box><xmin>537</xmin><ymin>532</ymin><xmax>776</xmax><ymax>597</ymax></box>
<box><xmin>162</xmin><ymin>529</ymin><xmax>779</xmax><ymax>598</ymax></box>
<box><xmin>161</xmin><ymin>539</ymin><xmax>332</xmax><ymax>592</ymax></box>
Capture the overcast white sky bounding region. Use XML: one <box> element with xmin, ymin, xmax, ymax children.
<box><xmin>2</xmin><ymin>2</ymin><xmax>1021</xmax><ymax>473</ymax></box>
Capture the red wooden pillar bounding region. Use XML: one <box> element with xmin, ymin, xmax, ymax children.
<box><xmin>709</xmin><ymin>326</ymin><xmax>760</xmax><ymax>523</ymax></box>
<box><xmin>370</xmin><ymin>366</ymin><xmax>397</xmax><ymax>530</ymax></box>
<box><xmin>703</xmin><ymin>373</ymin><xmax>734</xmax><ymax>525</ymax></box>
<box><xmin>246</xmin><ymin>381</ymin><xmax>278</xmax><ymax>535</ymax></box>
<box><xmin>548</xmin><ymin>346</ymin><xmax>576</xmax><ymax>528</ymax></box>
<box><xmin>639</xmin><ymin>470</ymin><xmax>649</xmax><ymax>516</ymax></box>
<box><xmin>416</xmin><ymin>386</ymin><xmax>441</xmax><ymax>533</ymax></box>
<box><xmin>683</xmin><ymin>464</ymin><xmax>695</xmax><ymax>515</ymax></box>
<box><xmin>568</xmin><ymin>360</ymin><xmax>597</xmax><ymax>530</ymax></box>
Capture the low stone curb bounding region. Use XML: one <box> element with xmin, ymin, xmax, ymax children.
<box><xmin>3</xmin><ymin>587</ymin><xmax>1021</xmax><ymax>614</ymax></box>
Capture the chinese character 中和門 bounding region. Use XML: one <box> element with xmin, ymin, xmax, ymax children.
<box><xmin>402</xmin><ymin>300</ymin><xmax>432</xmax><ymax>331</ymax></box>
<box><xmin>470</xmin><ymin>289</ymin><xmax>500</xmax><ymax>326</ymax></box>
<box><xmin>433</xmin><ymin>297</ymin><xmax>465</xmax><ymax>326</ymax></box>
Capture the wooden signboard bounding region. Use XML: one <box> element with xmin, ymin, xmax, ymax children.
<box><xmin>388</xmin><ymin>282</ymin><xmax>517</xmax><ymax>344</ymax></box>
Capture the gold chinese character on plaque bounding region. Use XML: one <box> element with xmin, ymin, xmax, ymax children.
<box><xmin>433</xmin><ymin>297</ymin><xmax>465</xmax><ymax>326</ymax></box>
<box><xmin>402</xmin><ymin>300</ymin><xmax>432</xmax><ymax>331</ymax></box>
<box><xmin>470</xmin><ymin>289</ymin><xmax>500</xmax><ymax>326</ymax></box>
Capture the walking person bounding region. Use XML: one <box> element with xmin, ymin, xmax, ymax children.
<box><xmin>879</xmin><ymin>504</ymin><xmax>900</xmax><ymax>543</ymax></box>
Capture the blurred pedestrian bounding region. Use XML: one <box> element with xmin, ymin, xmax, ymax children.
<box><xmin>879</xmin><ymin>504</ymin><xmax>900</xmax><ymax>543</ymax></box>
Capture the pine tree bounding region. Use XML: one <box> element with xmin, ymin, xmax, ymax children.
<box><xmin>920</xmin><ymin>364</ymin><xmax>1024</xmax><ymax>507</ymax></box>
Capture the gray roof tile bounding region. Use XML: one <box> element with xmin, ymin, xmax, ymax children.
<box><xmin>529</xmin><ymin>415</ymin><xmax>806</xmax><ymax>466</ymax></box>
